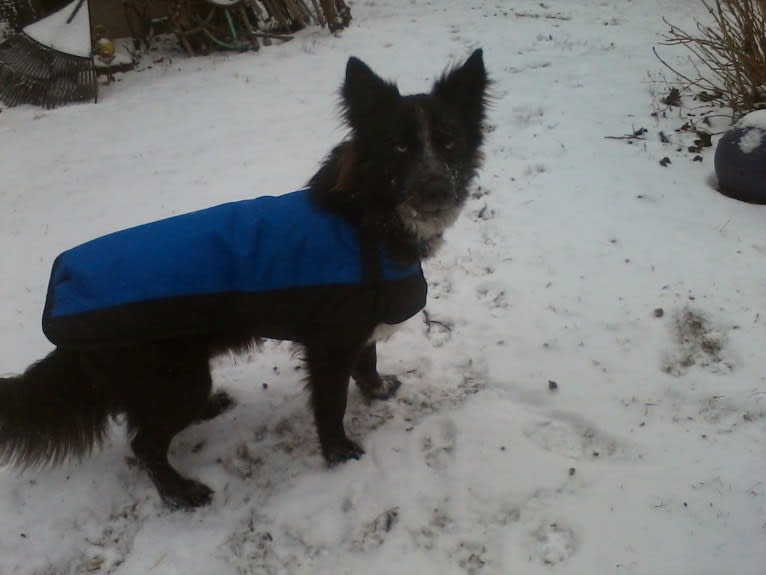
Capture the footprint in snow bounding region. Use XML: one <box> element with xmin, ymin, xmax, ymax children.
<box><xmin>452</xmin><ymin>540</ymin><xmax>489</xmax><ymax>574</ymax></box>
<box><xmin>476</xmin><ymin>282</ymin><xmax>509</xmax><ymax>310</ymax></box>
<box><xmin>421</xmin><ymin>419</ymin><xmax>458</xmax><ymax>471</ymax></box>
<box><xmin>512</xmin><ymin>104</ymin><xmax>545</xmax><ymax>128</ymax></box>
<box><xmin>523</xmin><ymin>414</ymin><xmax>635</xmax><ymax>461</ymax></box>
<box><xmin>351</xmin><ymin>508</ymin><xmax>400</xmax><ymax>553</ymax></box>
<box><xmin>527</xmin><ymin>520</ymin><xmax>578</xmax><ymax>565</ymax></box>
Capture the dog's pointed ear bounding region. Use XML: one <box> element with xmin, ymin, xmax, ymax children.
<box><xmin>433</xmin><ymin>49</ymin><xmax>488</xmax><ymax>120</ymax></box>
<box><xmin>342</xmin><ymin>57</ymin><xmax>400</xmax><ymax>129</ymax></box>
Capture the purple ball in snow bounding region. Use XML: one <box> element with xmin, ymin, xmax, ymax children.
<box><xmin>714</xmin><ymin>110</ymin><xmax>766</xmax><ymax>204</ymax></box>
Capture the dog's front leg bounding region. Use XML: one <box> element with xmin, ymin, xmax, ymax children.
<box><xmin>304</xmin><ymin>342</ymin><xmax>365</xmax><ymax>465</ymax></box>
<box><xmin>352</xmin><ymin>343</ymin><xmax>402</xmax><ymax>400</ymax></box>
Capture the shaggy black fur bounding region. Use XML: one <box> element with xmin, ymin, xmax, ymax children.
<box><xmin>0</xmin><ymin>50</ymin><xmax>488</xmax><ymax>509</ymax></box>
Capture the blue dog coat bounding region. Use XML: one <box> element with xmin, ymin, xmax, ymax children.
<box><xmin>42</xmin><ymin>190</ymin><xmax>427</xmax><ymax>349</ymax></box>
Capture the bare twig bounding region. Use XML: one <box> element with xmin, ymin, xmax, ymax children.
<box><xmin>605</xmin><ymin>127</ymin><xmax>649</xmax><ymax>141</ymax></box>
<box><xmin>422</xmin><ymin>310</ymin><xmax>452</xmax><ymax>334</ymax></box>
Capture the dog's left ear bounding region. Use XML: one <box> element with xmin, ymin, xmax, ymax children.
<box><xmin>433</xmin><ymin>49</ymin><xmax>488</xmax><ymax>121</ymax></box>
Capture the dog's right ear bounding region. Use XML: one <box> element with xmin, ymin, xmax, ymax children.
<box><xmin>341</xmin><ymin>57</ymin><xmax>400</xmax><ymax>130</ymax></box>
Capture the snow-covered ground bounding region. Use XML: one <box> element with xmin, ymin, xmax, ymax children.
<box><xmin>1</xmin><ymin>1</ymin><xmax>765</xmax><ymax>573</ymax></box>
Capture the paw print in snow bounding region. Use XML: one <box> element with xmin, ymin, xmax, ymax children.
<box><xmin>421</xmin><ymin>419</ymin><xmax>458</xmax><ymax>471</ymax></box>
<box><xmin>528</xmin><ymin>521</ymin><xmax>578</xmax><ymax>565</ymax></box>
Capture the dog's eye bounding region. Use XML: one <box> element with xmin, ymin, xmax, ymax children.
<box><xmin>443</xmin><ymin>140</ymin><xmax>455</xmax><ymax>150</ymax></box>
<box><xmin>395</xmin><ymin>144</ymin><xmax>408</xmax><ymax>154</ymax></box>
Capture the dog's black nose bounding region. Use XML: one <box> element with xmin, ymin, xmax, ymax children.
<box><xmin>420</xmin><ymin>176</ymin><xmax>453</xmax><ymax>207</ymax></box>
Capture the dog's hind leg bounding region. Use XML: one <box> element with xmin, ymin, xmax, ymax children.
<box><xmin>130</xmin><ymin>419</ymin><xmax>213</xmax><ymax>509</ymax></box>
<box><xmin>352</xmin><ymin>343</ymin><xmax>402</xmax><ymax>401</ymax></box>
<box><xmin>304</xmin><ymin>342</ymin><xmax>365</xmax><ymax>465</ymax></box>
<box><xmin>114</xmin><ymin>343</ymin><xmax>219</xmax><ymax>509</ymax></box>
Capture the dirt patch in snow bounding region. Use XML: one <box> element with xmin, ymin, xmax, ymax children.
<box><xmin>662</xmin><ymin>306</ymin><xmax>736</xmax><ymax>376</ymax></box>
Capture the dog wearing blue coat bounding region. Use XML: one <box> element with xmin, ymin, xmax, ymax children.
<box><xmin>0</xmin><ymin>50</ymin><xmax>488</xmax><ymax>508</ymax></box>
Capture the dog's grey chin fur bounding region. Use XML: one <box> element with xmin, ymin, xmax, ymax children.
<box><xmin>399</xmin><ymin>203</ymin><xmax>462</xmax><ymax>237</ymax></box>
<box><xmin>397</xmin><ymin>203</ymin><xmax>462</xmax><ymax>248</ymax></box>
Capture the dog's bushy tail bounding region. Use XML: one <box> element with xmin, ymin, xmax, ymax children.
<box><xmin>0</xmin><ymin>350</ymin><xmax>111</xmax><ymax>468</ymax></box>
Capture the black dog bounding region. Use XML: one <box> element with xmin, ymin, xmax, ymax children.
<box><xmin>0</xmin><ymin>50</ymin><xmax>488</xmax><ymax>509</ymax></box>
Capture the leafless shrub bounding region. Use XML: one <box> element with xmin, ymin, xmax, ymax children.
<box><xmin>655</xmin><ymin>0</ymin><xmax>766</xmax><ymax>121</ymax></box>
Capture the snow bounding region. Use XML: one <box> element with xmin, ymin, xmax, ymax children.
<box><xmin>737</xmin><ymin>109</ymin><xmax>766</xmax><ymax>130</ymax></box>
<box><xmin>735</xmin><ymin>110</ymin><xmax>766</xmax><ymax>154</ymax></box>
<box><xmin>737</xmin><ymin>127</ymin><xmax>764</xmax><ymax>154</ymax></box>
<box><xmin>22</xmin><ymin>0</ymin><xmax>91</xmax><ymax>58</ymax></box>
<box><xmin>1</xmin><ymin>1</ymin><xmax>765</xmax><ymax>574</ymax></box>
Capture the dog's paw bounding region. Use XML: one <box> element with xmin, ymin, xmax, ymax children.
<box><xmin>323</xmin><ymin>437</ymin><xmax>365</xmax><ymax>466</ymax></box>
<box><xmin>357</xmin><ymin>374</ymin><xmax>402</xmax><ymax>401</ymax></box>
<box><xmin>160</xmin><ymin>478</ymin><xmax>214</xmax><ymax>510</ymax></box>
